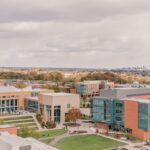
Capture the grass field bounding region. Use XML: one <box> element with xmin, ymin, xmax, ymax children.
<box><xmin>55</xmin><ymin>134</ymin><xmax>126</xmax><ymax>150</ymax></box>
<box><xmin>1</xmin><ymin>119</ymin><xmax>34</xmax><ymax>124</ymax></box>
<box><xmin>38</xmin><ymin>129</ymin><xmax>67</xmax><ymax>138</ymax></box>
<box><xmin>1</xmin><ymin>116</ymin><xmax>33</xmax><ymax>121</ymax></box>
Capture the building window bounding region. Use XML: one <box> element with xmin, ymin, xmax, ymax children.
<box><xmin>54</xmin><ymin>106</ymin><xmax>61</xmax><ymax>123</ymax></box>
<box><xmin>67</xmin><ymin>104</ymin><xmax>70</xmax><ymax>108</ymax></box>
<box><xmin>46</xmin><ymin>105</ymin><xmax>51</xmax><ymax>119</ymax></box>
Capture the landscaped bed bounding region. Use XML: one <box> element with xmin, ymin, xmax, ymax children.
<box><xmin>1</xmin><ymin>119</ymin><xmax>35</xmax><ymax>124</ymax></box>
<box><xmin>38</xmin><ymin>128</ymin><xmax>67</xmax><ymax>139</ymax></box>
<box><xmin>1</xmin><ymin>116</ymin><xmax>33</xmax><ymax>121</ymax></box>
<box><xmin>55</xmin><ymin>134</ymin><xmax>126</xmax><ymax>150</ymax></box>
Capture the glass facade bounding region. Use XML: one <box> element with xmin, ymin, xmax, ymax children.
<box><xmin>54</xmin><ymin>105</ymin><xmax>61</xmax><ymax>123</ymax></box>
<box><xmin>91</xmin><ymin>98</ymin><xmax>113</xmax><ymax>124</ymax></box>
<box><xmin>0</xmin><ymin>99</ymin><xmax>18</xmax><ymax>114</ymax></box>
<box><xmin>25</xmin><ymin>99</ymin><xmax>38</xmax><ymax>113</ymax></box>
<box><xmin>138</xmin><ymin>103</ymin><xmax>150</xmax><ymax>130</ymax></box>
<box><xmin>76</xmin><ymin>84</ymin><xmax>87</xmax><ymax>95</ymax></box>
<box><xmin>91</xmin><ymin>98</ymin><xmax>124</xmax><ymax>129</ymax></box>
<box><xmin>113</xmin><ymin>100</ymin><xmax>124</xmax><ymax>126</ymax></box>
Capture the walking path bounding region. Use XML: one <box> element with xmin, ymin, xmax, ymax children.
<box><xmin>49</xmin><ymin>132</ymin><xmax>69</xmax><ymax>145</ymax></box>
<box><xmin>32</xmin><ymin>114</ymin><xmax>43</xmax><ymax>130</ymax></box>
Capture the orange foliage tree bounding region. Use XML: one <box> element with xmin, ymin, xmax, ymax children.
<box><xmin>66</xmin><ymin>108</ymin><xmax>81</xmax><ymax>123</ymax></box>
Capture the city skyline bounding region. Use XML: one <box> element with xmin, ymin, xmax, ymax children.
<box><xmin>0</xmin><ymin>0</ymin><xmax>150</xmax><ymax>68</ymax></box>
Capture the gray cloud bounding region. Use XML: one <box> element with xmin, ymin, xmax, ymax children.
<box><xmin>0</xmin><ymin>0</ymin><xmax>150</xmax><ymax>68</ymax></box>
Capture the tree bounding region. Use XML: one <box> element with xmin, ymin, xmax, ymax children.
<box><xmin>36</xmin><ymin>114</ymin><xmax>43</xmax><ymax>124</ymax></box>
<box><xmin>46</xmin><ymin>120</ymin><xmax>56</xmax><ymax>129</ymax></box>
<box><xmin>66</xmin><ymin>108</ymin><xmax>81</xmax><ymax>123</ymax></box>
<box><xmin>15</xmin><ymin>82</ymin><xmax>27</xmax><ymax>89</ymax></box>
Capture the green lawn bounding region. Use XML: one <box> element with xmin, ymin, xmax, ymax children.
<box><xmin>55</xmin><ymin>134</ymin><xmax>126</xmax><ymax>150</ymax></box>
<box><xmin>16</xmin><ymin>122</ymin><xmax>37</xmax><ymax>127</ymax></box>
<box><xmin>0</xmin><ymin>119</ymin><xmax>35</xmax><ymax>124</ymax></box>
<box><xmin>1</xmin><ymin>116</ymin><xmax>33</xmax><ymax>121</ymax></box>
<box><xmin>38</xmin><ymin>129</ymin><xmax>67</xmax><ymax>138</ymax></box>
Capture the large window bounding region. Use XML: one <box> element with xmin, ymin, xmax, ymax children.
<box><xmin>0</xmin><ymin>99</ymin><xmax>18</xmax><ymax>114</ymax></box>
<box><xmin>138</xmin><ymin>103</ymin><xmax>149</xmax><ymax>130</ymax></box>
<box><xmin>54</xmin><ymin>106</ymin><xmax>61</xmax><ymax>123</ymax></box>
<box><xmin>46</xmin><ymin>105</ymin><xmax>51</xmax><ymax>119</ymax></box>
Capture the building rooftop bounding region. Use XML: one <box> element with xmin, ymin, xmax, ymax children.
<box><xmin>77</xmin><ymin>80</ymin><xmax>102</xmax><ymax>85</ymax></box>
<box><xmin>26</xmin><ymin>137</ymin><xmax>59</xmax><ymax>150</ymax></box>
<box><xmin>0</xmin><ymin>132</ymin><xmax>59</xmax><ymax>150</ymax></box>
<box><xmin>41</xmin><ymin>92</ymin><xmax>78</xmax><ymax>97</ymax></box>
<box><xmin>0</xmin><ymin>132</ymin><xmax>30</xmax><ymax>147</ymax></box>
<box><xmin>100</xmin><ymin>87</ymin><xmax>150</xmax><ymax>99</ymax></box>
<box><xmin>25</xmin><ymin>96</ymin><xmax>38</xmax><ymax>101</ymax></box>
<box><xmin>123</xmin><ymin>97</ymin><xmax>150</xmax><ymax>104</ymax></box>
<box><xmin>0</xmin><ymin>86</ymin><xmax>47</xmax><ymax>93</ymax></box>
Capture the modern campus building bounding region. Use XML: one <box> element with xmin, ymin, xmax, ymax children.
<box><xmin>0</xmin><ymin>132</ymin><xmax>59</xmax><ymax>150</ymax></box>
<box><xmin>0</xmin><ymin>86</ymin><xmax>80</xmax><ymax>124</ymax></box>
<box><xmin>0</xmin><ymin>86</ymin><xmax>48</xmax><ymax>115</ymax></box>
<box><xmin>91</xmin><ymin>87</ymin><xmax>150</xmax><ymax>140</ymax></box>
<box><xmin>38</xmin><ymin>93</ymin><xmax>80</xmax><ymax>123</ymax></box>
<box><xmin>76</xmin><ymin>80</ymin><xmax>114</xmax><ymax>97</ymax></box>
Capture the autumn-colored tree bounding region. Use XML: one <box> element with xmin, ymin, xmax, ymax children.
<box><xmin>36</xmin><ymin>114</ymin><xmax>43</xmax><ymax>124</ymax></box>
<box><xmin>15</xmin><ymin>82</ymin><xmax>27</xmax><ymax>89</ymax></box>
<box><xmin>66</xmin><ymin>108</ymin><xmax>81</xmax><ymax>123</ymax></box>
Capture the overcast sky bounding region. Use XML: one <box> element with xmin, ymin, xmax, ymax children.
<box><xmin>0</xmin><ymin>0</ymin><xmax>150</xmax><ymax>68</ymax></box>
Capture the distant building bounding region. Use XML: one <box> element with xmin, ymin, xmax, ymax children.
<box><xmin>38</xmin><ymin>93</ymin><xmax>80</xmax><ymax>123</ymax></box>
<box><xmin>76</xmin><ymin>80</ymin><xmax>114</xmax><ymax>97</ymax></box>
<box><xmin>91</xmin><ymin>87</ymin><xmax>150</xmax><ymax>140</ymax></box>
<box><xmin>0</xmin><ymin>132</ymin><xmax>59</xmax><ymax>150</ymax></box>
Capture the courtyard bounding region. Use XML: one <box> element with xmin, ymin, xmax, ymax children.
<box><xmin>55</xmin><ymin>134</ymin><xmax>126</xmax><ymax>150</ymax></box>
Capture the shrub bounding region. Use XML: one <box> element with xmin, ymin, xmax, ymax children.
<box><xmin>46</xmin><ymin>120</ymin><xmax>56</xmax><ymax>129</ymax></box>
<box><xmin>41</xmin><ymin>122</ymin><xmax>46</xmax><ymax>128</ymax></box>
<box><xmin>36</xmin><ymin>114</ymin><xmax>43</xmax><ymax>124</ymax></box>
<box><xmin>126</xmin><ymin>134</ymin><xmax>136</xmax><ymax>141</ymax></box>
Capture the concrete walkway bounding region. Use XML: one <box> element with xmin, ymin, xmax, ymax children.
<box><xmin>49</xmin><ymin>132</ymin><xmax>69</xmax><ymax>146</ymax></box>
<box><xmin>32</xmin><ymin>114</ymin><xmax>43</xmax><ymax>130</ymax></box>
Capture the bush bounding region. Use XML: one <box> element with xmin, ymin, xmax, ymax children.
<box><xmin>126</xmin><ymin>134</ymin><xmax>136</xmax><ymax>141</ymax></box>
<box><xmin>46</xmin><ymin>121</ymin><xmax>56</xmax><ymax>129</ymax></box>
<box><xmin>41</xmin><ymin>122</ymin><xmax>46</xmax><ymax>128</ymax></box>
<box><xmin>36</xmin><ymin>114</ymin><xmax>43</xmax><ymax>124</ymax></box>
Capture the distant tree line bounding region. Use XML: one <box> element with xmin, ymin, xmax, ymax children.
<box><xmin>0</xmin><ymin>71</ymin><xmax>64</xmax><ymax>82</ymax></box>
<box><xmin>0</xmin><ymin>71</ymin><xmax>139</xmax><ymax>84</ymax></box>
<box><xmin>81</xmin><ymin>72</ymin><xmax>127</xmax><ymax>84</ymax></box>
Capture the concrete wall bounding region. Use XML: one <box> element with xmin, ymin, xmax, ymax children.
<box><xmin>39</xmin><ymin>93</ymin><xmax>80</xmax><ymax>123</ymax></box>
